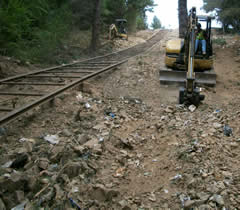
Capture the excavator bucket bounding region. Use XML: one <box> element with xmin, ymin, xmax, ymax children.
<box><xmin>159</xmin><ymin>69</ymin><xmax>216</xmax><ymax>86</ymax></box>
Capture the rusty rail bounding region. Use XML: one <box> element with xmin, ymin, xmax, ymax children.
<box><xmin>0</xmin><ymin>30</ymin><xmax>164</xmax><ymax>126</ymax></box>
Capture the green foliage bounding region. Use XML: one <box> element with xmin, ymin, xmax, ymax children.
<box><xmin>212</xmin><ymin>37</ymin><xmax>227</xmax><ymax>46</ymax></box>
<box><xmin>151</xmin><ymin>16</ymin><xmax>161</xmax><ymax>29</ymax></box>
<box><xmin>0</xmin><ymin>0</ymin><xmax>157</xmax><ymax>63</ymax></box>
<box><xmin>102</xmin><ymin>0</ymin><xmax>126</xmax><ymax>24</ymax></box>
<box><xmin>126</xmin><ymin>0</ymin><xmax>155</xmax><ymax>12</ymax></box>
<box><xmin>21</xmin><ymin>4</ymin><xmax>71</xmax><ymax>63</ymax></box>
<box><xmin>126</xmin><ymin>0</ymin><xmax>155</xmax><ymax>32</ymax></box>
<box><xmin>137</xmin><ymin>15</ymin><xmax>148</xmax><ymax>30</ymax></box>
<box><xmin>136</xmin><ymin>9</ymin><xmax>148</xmax><ymax>30</ymax></box>
<box><xmin>0</xmin><ymin>0</ymin><xmax>32</xmax><ymax>52</ymax></box>
<box><xmin>203</xmin><ymin>0</ymin><xmax>240</xmax><ymax>31</ymax></box>
<box><xmin>0</xmin><ymin>0</ymin><xmax>72</xmax><ymax>63</ymax></box>
<box><xmin>70</xmin><ymin>0</ymin><xmax>94</xmax><ymax>30</ymax></box>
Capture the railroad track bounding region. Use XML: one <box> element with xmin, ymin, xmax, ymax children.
<box><xmin>0</xmin><ymin>30</ymin><xmax>165</xmax><ymax>126</ymax></box>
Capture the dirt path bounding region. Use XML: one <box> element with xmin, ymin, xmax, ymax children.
<box><xmin>0</xmin><ymin>30</ymin><xmax>240</xmax><ymax>209</ymax></box>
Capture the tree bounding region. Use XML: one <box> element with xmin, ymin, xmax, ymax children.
<box><xmin>91</xmin><ymin>0</ymin><xmax>101</xmax><ymax>52</ymax></box>
<box><xmin>178</xmin><ymin>0</ymin><xmax>188</xmax><ymax>38</ymax></box>
<box><xmin>203</xmin><ymin>0</ymin><xmax>240</xmax><ymax>32</ymax></box>
<box><xmin>102</xmin><ymin>0</ymin><xmax>126</xmax><ymax>25</ymax></box>
<box><xmin>101</xmin><ymin>0</ymin><xmax>155</xmax><ymax>33</ymax></box>
<box><xmin>151</xmin><ymin>15</ymin><xmax>161</xmax><ymax>29</ymax></box>
<box><xmin>126</xmin><ymin>0</ymin><xmax>155</xmax><ymax>33</ymax></box>
<box><xmin>70</xmin><ymin>0</ymin><xmax>94</xmax><ymax>30</ymax></box>
<box><xmin>137</xmin><ymin>9</ymin><xmax>148</xmax><ymax>30</ymax></box>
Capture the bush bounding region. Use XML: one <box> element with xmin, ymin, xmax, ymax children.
<box><xmin>0</xmin><ymin>0</ymin><xmax>32</xmax><ymax>53</ymax></box>
<box><xmin>212</xmin><ymin>37</ymin><xmax>227</xmax><ymax>46</ymax></box>
<box><xmin>0</xmin><ymin>0</ymin><xmax>72</xmax><ymax>63</ymax></box>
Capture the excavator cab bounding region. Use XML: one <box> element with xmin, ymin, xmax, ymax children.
<box><xmin>195</xmin><ymin>16</ymin><xmax>213</xmax><ymax>57</ymax></box>
<box><xmin>109</xmin><ymin>19</ymin><xmax>128</xmax><ymax>40</ymax></box>
<box><xmin>160</xmin><ymin>10</ymin><xmax>216</xmax><ymax>89</ymax></box>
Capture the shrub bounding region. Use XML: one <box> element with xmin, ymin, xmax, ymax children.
<box><xmin>212</xmin><ymin>37</ymin><xmax>227</xmax><ymax>46</ymax></box>
<box><xmin>0</xmin><ymin>0</ymin><xmax>72</xmax><ymax>63</ymax></box>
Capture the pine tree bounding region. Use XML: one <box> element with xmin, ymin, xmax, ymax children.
<box><xmin>151</xmin><ymin>15</ymin><xmax>161</xmax><ymax>29</ymax></box>
<box><xmin>91</xmin><ymin>0</ymin><xmax>101</xmax><ymax>52</ymax></box>
<box><xmin>203</xmin><ymin>0</ymin><xmax>240</xmax><ymax>31</ymax></box>
<box><xmin>178</xmin><ymin>0</ymin><xmax>188</xmax><ymax>38</ymax></box>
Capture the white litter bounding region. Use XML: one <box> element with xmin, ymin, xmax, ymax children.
<box><xmin>44</xmin><ymin>135</ymin><xmax>59</xmax><ymax>144</ymax></box>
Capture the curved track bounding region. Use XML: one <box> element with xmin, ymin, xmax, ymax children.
<box><xmin>0</xmin><ymin>30</ymin><xmax>165</xmax><ymax>126</ymax></box>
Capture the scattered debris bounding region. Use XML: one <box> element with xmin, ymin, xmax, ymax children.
<box><xmin>223</xmin><ymin>125</ymin><xmax>233</xmax><ymax>136</ymax></box>
<box><xmin>188</xmin><ymin>104</ymin><xmax>196</xmax><ymax>112</ymax></box>
<box><xmin>44</xmin><ymin>134</ymin><xmax>60</xmax><ymax>144</ymax></box>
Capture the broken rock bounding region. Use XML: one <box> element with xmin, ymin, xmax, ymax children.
<box><xmin>77</xmin><ymin>134</ymin><xmax>90</xmax><ymax>145</ymax></box>
<box><xmin>38</xmin><ymin>158</ymin><xmax>49</xmax><ymax>170</ymax></box>
<box><xmin>0</xmin><ymin>198</ymin><xmax>6</xmax><ymax>210</ymax></box>
<box><xmin>91</xmin><ymin>184</ymin><xmax>119</xmax><ymax>202</ymax></box>
<box><xmin>15</xmin><ymin>190</ymin><xmax>25</xmax><ymax>203</ymax></box>
<box><xmin>184</xmin><ymin>200</ymin><xmax>195</xmax><ymax>209</ymax></box>
<box><xmin>213</xmin><ymin>122</ymin><xmax>222</xmax><ymax>129</ymax></box>
<box><xmin>11</xmin><ymin>153</ymin><xmax>28</xmax><ymax>169</ymax></box>
<box><xmin>83</xmin><ymin>138</ymin><xmax>102</xmax><ymax>154</ymax></box>
<box><xmin>73</xmin><ymin>145</ymin><xmax>85</xmax><ymax>155</ymax></box>
<box><xmin>165</xmin><ymin>106</ymin><xmax>174</xmax><ymax>113</ymax></box>
<box><xmin>61</xmin><ymin>162</ymin><xmax>91</xmax><ymax>179</ymax></box>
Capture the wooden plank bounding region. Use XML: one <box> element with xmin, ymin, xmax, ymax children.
<box><xmin>46</xmin><ymin>71</ymin><xmax>93</xmax><ymax>74</ymax></box>
<box><xmin>0</xmin><ymin>107</ymin><xmax>13</xmax><ymax>112</ymax></box>
<box><xmin>2</xmin><ymin>82</ymin><xmax>65</xmax><ymax>86</ymax></box>
<box><xmin>61</xmin><ymin>66</ymin><xmax>101</xmax><ymax>69</ymax></box>
<box><xmin>0</xmin><ymin>92</ymin><xmax>44</xmax><ymax>96</ymax></box>
<box><xmin>25</xmin><ymin>75</ymin><xmax>83</xmax><ymax>78</ymax></box>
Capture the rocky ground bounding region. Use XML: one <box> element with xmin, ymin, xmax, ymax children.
<box><xmin>0</xmin><ymin>30</ymin><xmax>240</xmax><ymax>210</ymax></box>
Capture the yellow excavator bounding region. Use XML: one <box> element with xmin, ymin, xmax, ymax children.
<box><xmin>160</xmin><ymin>7</ymin><xmax>216</xmax><ymax>106</ymax></box>
<box><xmin>109</xmin><ymin>19</ymin><xmax>128</xmax><ymax>40</ymax></box>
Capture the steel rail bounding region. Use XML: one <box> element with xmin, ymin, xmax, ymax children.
<box><xmin>0</xmin><ymin>30</ymin><xmax>164</xmax><ymax>126</ymax></box>
<box><xmin>0</xmin><ymin>30</ymin><xmax>162</xmax><ymax>84</ymax></box>
<box><xmin>0</xmin><ymin>60</ymin><xmax>127</xmax><ymax>126</ymax></box>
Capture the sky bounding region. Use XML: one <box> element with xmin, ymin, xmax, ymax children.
<box><xmin>146</xmin><ymin>0</ymin><xmax>220</xmax><ymax>29</ymax></box>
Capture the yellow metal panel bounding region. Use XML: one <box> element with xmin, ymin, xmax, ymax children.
<box><xmin>194</xmin><ymin>58</ymin><xmax>213</xmax><ymax>70</ymax></box>
<box><xmin>165</xmin><ymin>56</ymin><xmax>176</xmax><ymax>68</ymax></box>
<box><xmin>166</xmin><ymin>39</ymin><xmax>182</xmax><ymax>54</ymax></box>
<box><xmin>119</xmin><ymin>34</ymin><xmax>128</xmax><ymax>39</ymax></box>
<box><xmin>165</xmin><ymin>56</ymin><xmax>213</xmax><ymax>70</ymax></box>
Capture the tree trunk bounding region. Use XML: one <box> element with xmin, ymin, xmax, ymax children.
<box><xmin>178</xmin><ymin>0</ymin><xmax>188</xmax><ymax>38</ymax></box>
<box><xmin>127</xmin><ymin>6</ymin><xmax>137</xmax><ymax>34</ymax></box>
<box><xmin>91</xmin><ymin>0</ymin><xmax>101</xmax><ymax>52</ymax></box>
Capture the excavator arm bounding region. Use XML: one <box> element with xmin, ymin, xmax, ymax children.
<box><xmin>109</xmin><ymin>24</ymin><xmax>118</xmax><ymax>40</ymax></box>
<box><xmin>179</xmin><ymin>7</ymin><xmax>205</xmax><ymax>106</ymax></box>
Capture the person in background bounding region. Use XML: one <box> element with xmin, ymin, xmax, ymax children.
<box><xmin>195</xmin><ymin>23</ymin><xmax>207</xmax><ymax>55</ymax></box>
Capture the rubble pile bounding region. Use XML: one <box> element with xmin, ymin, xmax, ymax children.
<box><xmin>0</xmin><ymin>88</ymin><xmax>151</xmax><ymax>209</ymax></box>
<box><xmin>1</xmin><ymin>86</ymin><xmax>240</xmax><ymax>209</ymax></box>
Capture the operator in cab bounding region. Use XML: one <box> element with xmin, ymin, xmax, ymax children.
<box><xmin>195</xmin><ymin>23</ymin><xmax>207</xmax><ymax>55</ymax></box>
